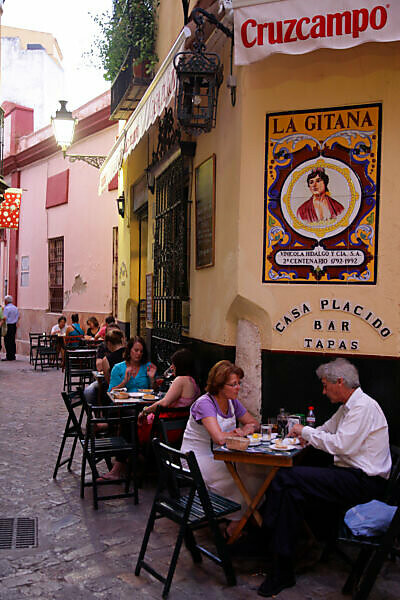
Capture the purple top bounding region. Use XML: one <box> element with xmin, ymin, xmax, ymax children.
<box><xmin>191</xmin><ymin>393</ymin><xmax>247</xmax><ymax>423</ymax></box>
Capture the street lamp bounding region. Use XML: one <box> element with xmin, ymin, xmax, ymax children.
<box><xmin>51</xmin><ymin>100</ymin><xmax>106</xmax><ymax>169</ymax></box>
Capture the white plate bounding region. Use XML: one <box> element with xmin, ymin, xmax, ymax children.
<box><xmin>129</xmin><ymin>392</ymin><xmax>144</xmax><ymax>398</ymax></box>
<box><xmin>283</xmin><ymin>437</ymin><xmax>301</xmax><ymax>445</ymax></box>
<box><xmin>269</xmin><ymin>442</ymin><xmax>296</xmax><ymax>451</ymax></box>
<box><xmin>247</xmin><ymin>435</ymin><xmax>262</xmax><ymax>446</ymax></box>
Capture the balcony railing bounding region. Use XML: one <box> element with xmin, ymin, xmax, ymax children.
<box><xmin>110</xmin><ymin>49</ymin><xmax>153</xmax><ymax>120</ymax></box>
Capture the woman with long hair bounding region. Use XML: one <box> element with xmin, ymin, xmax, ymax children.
<box><xmin>108</xmin><ymin>336</ymin><xmax>156</xmax><ymax>393</ymax></box>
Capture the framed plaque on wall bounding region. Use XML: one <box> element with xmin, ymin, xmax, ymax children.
<box><xmin>195</xmin><ymin>154</ymin><xmax>216</xmax><ymax>269</ymax></box>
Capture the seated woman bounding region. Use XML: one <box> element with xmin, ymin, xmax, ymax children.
<box><xmin>95</xmin><ymin>315</ymin><xmax>116</xmax><ymax>340</ymax></box>
<box><xmin>101</xmin><ymin>336</ymin><xmax>157</xmax><ymax>481</ymax></box>
<box><xmin>138</xmin><ymin>348</ymin><xmax>200</xmax><ymax>444</ymax></box>
<box><xmin>108</xmin><ymin>336</ymin><xmax>157</xmax><ymax>393</ymax></box>
<box><xmin>86</xmin><ymin>316</ymin><xmax>100</xmax><ymax>338</ymax></box>
<box><xmin>181</xmin><ymin>360</ymin><xmax>264</xmax><ymax>538</ymax></box>
<box><xmin>65</xmin><ymin>313</ymin><xmax>85</xmax><ymax>348</ymax></box>
<box><xmin>102</xmin><ymin>328</ymin><xmax>126</xmax><ymax>385</ymax></box>
<box><xmin>51</xmin><ymin>315</ymin><xmax>67</xmax><ymax>335</ymax></box>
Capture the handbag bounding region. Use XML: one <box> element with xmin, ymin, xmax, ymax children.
<box><xmin>0</xmin><ymin>321</ymin><xmax>6</xmax><ymax>337</ymax></box>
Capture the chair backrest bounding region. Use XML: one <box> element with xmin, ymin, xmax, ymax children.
<box><xmin>159</xmin><ymin>417</ymin><xmax>189</xmax><ymax>445</ymax></box>
<box><xmin>385</xmin><ymin>445</ymin><xmax>400</xmax><ymax>505</ymax></box>
<box><xmin>82</xmin><ymin>392</ymin><xmax>139</xmax><ymax>445</ymax></box>
<box><xmin>64</xmin><ymin>335</ymin><xmax>84</xmax><ymax>348</ymax></box>
<box><xmin>153</xmin><ymin>438</ymin><xmax>219</xmax><ymax>518</ymax></box>
<box><xmin>38</xmin><ymin>334</ymin><xmax>58</xmax><ymax>349</ymax></box>
<box><xmin>65</xmin><ymin>349</ymin><xmax>97</xmax><ymax>370</ymax></box>
<box><xmin>61</xmin><ymin>390</ymin><xmax>86</xmax><ymax>440</ymax></box>
<box><xmin>29</xmin><ymin>332</ymin><xmax>43</xmax><ymax>343</ymax></box>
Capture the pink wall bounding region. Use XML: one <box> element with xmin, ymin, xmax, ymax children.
<box><xmin>17</xmin><ymin>124</ymin><xmax>119</xmax><ymax>316</ymax></box>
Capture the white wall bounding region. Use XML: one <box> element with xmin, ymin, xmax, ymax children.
<box><xmin>1</xmin><ymin>37</ymin><xmax>64</xmax><ymax>130</ymax></box>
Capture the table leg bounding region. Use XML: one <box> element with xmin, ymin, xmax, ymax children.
<box><xmin>226</xmin><ymin>465</ymin><xmax>279</xmax><ymax>544</ymax></box>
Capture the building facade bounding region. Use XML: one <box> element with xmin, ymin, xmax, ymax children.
<box><xmin>99</xmin><ymin>0</ymin><xmax>400</xmax><ymax>432</ymax></box>
<box><xmin>1</xmin><ymin>91</ymin><xmax>119</xmax><ymax>355</ymax></box>
<box><xmin>1</xmin><ymin>26</ymin><xmax>64</xmax><ymax>130</ymax></box>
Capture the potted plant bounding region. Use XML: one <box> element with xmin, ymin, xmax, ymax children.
<box><xmin>89</xmin><ymin>0</ymin><xmax>158</xmax><ymax>82</ymax></box>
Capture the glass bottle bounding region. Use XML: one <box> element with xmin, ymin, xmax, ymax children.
<box><xmin>306</xmin><ymin>406</ymin><xmax>316</xmax><ymax>428</ymax></box>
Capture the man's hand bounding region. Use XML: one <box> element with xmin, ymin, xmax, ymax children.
<box><xmin>289</xmin><ymin>424</ymin><xmax>304</xmax><ymax>437</ymax></box>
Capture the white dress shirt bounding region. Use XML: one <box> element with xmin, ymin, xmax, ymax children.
<box><xmin>302</xmin><ymin>387</ymin><xmax>391</xmax><ymax>479</ymax></box>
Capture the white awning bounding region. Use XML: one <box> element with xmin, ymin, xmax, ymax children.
<box><xmin>99</xmin><ymin>30</ymin><xmax>186</xmax><ymax>195</ymax></box>
<box><xmin>233</xmin><ymin>0</ymin><xmax>400</xmax><ymax>66</ymax></box>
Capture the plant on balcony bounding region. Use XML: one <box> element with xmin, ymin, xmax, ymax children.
<box><xmin>89</xmin><ymin>0</ymin><xmax>158</xmax><ymax>82</ymax></box>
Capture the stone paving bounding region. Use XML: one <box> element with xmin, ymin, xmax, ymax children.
<box><xmin>0</xmin><ymin>355</ymin><xmax>399</xmax><ymax>599</ymax></box>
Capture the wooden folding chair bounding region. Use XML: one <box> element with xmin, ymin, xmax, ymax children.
<box><xmin>135</xmin><ymin>439</ymin><xmax>240</xmax><ymax>598</ymax></box>
<box><xmin>80</xmin><ymin>395</ymin><xmax>140</xmax><ymax>509</ymax></box>
<box><xmin>337</xmin><ymin>445</ymin><xmax>400</xmax><ymax>600</ymax></box>
<box><xmin>53</xmin><ymin>390</ymin><xmax>85</xmax><ymax>478</ymax></box>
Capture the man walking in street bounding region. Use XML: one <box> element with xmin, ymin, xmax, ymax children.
<box><xmin>2</xmin><ymin>295</ymin><xmax>19</xmax><ymax>361</ymax></box>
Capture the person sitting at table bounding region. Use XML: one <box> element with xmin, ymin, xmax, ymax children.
<box><xmin>65</xmin><ymin>313</ymin><xmax>85</xmax><ymax>348</ymax></box>
<box><xmin>257</xmin><ymin>358</ymin><xmax>391</xmax><ymax>598</ymax></box>
<box><xmin>108</xmin><ymin>336</ymin><xmax>157</xmax><ymax>393</ymax></box>
<box><xmin>102</xmin><ymin>328</ymin><xmax>126</xmax><ymax>384</ymax></box>
<box><xmin>51</xmin><ymin>315</ymin><xmax>67</xmax><ymax>335</ymax></box>
<box><xmin>95</xmin><ymin>315</ymin><xmax>116</xmax><ymax>340</ymax></box>
<box><xmin>86</xmin><ymin>316</ymin><xmax>100</xmax><ymax>338</ymax></box>
<box><xmin>100</xmin><ymin>336</ymin><xmax>157</xmax><ymax>481</ymax></box>
<box><xmin>95</xmin><ymin>323</ymin><xmax>121</xmax><ymax>371</ymax></box>
<box><xmin>181</xmin><ymin>360</ymin><xmax>264</xmax><ymax>538</ymax></box>
<box><xmin>138</xmin><ymin>348</ymin><xmax>200</xmax><ymax>445</ymax></box>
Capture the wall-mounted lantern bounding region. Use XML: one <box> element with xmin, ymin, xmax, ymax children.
<box><xmin>145</xmin><ymin>168</ymin><xmax>155</xmax><ymax>194</ymax></box>
<box><xmin>51</xmin><ymin>100</ymin><xmax>106</xmax><ymax>169</ymax></box>
<box><xmin>174</xmin><ymin>8</ymin><xmax>234</xmax><ymax>135</ymax></box>
<box><xmin>116</xmin><ymin>192</ymin><xmax>125</xmax><ymax>218</ymax></box>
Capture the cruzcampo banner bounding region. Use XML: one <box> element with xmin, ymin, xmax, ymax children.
<box><xmin>263</xmin><ymin>103</ymin><xmax>381</xmax><ymax>284</ymax></box>
<box><xmin>0</xmin><ymin>189</ymin><xmax>22</xmax><ymax>229</ymax></box>
<box><xmin>234</xmin><ymin>0</ymin><xmax>400</xmax><ymax>65</ymax></box>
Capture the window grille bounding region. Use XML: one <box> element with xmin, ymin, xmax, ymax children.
<box><xmin>152</xmin><ymin>156</ymin><xmax>189</xmax><ymax>368</ymax></box>
<box><xmin>48</xmin><ymin>237</ymin><xmax>64</xmax><ymax>312</ymax></box>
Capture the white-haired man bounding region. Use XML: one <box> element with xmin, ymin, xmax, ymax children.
<box><xmin>2</xmin><ymin>295</ymin><xmax>19</xmax><ymax>361</ymax></box>
<box><xmin>258</xmin><ymin>358</ymin><xmax>391</xmax><ymax>598</ymax></box>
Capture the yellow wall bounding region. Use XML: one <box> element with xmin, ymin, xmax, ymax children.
<box><xmin>188</xmin><ymin>40</ymin><xmax>400</xmax><ymax>358</ymax></box>
<box><xmin>155</xmin><ymin>0</ymin><xmax>187</xmax><ymax>66</ymax></box>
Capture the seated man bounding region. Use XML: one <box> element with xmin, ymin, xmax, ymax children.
<box><xmin>258</xmin><ymin>358</ymin><xmax>391</xmax><ymax>598</ymax></box>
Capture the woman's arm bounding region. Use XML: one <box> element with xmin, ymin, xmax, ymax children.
<box><xmin>108</xmin><ymin>363</ymin><xmax>129</xmax><ymax>391</ymax></box>
<box><xmin>102</xmin><ymin>356</ymin><xmax>111</xmax><ymax>384</ymax></box>
<box><xmin>237</xmin><ymin>410</ymin><xmax>260</xmax><ymax>436</ymax></box>
<box><xmin>140</xmin><ymin>377</ymin><xmax>184</xmax><ymax>418</ymax></box>
<box><xmin>201</xmin><ymin>416</ymin><xmax>241</xmax><ymax>446</ymax></box>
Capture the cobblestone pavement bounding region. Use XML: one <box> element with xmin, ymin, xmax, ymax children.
<box><xmin>0</xmin><ymin>356</ymin><xmax>399</xmax><ymax>599</ymax></box>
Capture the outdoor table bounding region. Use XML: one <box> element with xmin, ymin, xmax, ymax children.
<box><xmin>213</xmin><ymin>441</ymin><xmax>308</xmax><ymax>544</ymax></box>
